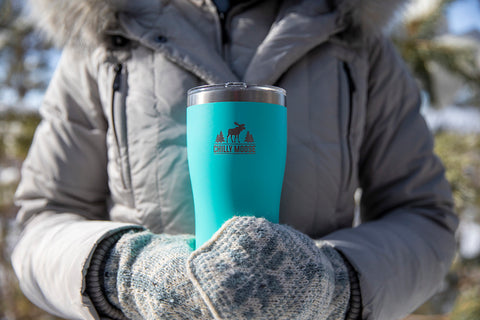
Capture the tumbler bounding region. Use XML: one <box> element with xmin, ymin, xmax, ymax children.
<box><xmin>187</xmin><ymin>82</ymin><xmax>287</xmax><ymax>248</ymax></box>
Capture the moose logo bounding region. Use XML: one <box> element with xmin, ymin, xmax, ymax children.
<box><xmin>227</xmin><ymin>122</ymin><xmax>245</xmax><ymax>143</ymax></box>
<box><xmin>214</xmin><ymin>122</ymin><xmax>256</xmax><ymax>154</ymax></box>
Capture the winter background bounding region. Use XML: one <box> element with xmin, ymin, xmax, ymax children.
<box><xmin>1</xmin><ymin>0</ymin><xmax>480</xmax><ymax>319</ymax></box>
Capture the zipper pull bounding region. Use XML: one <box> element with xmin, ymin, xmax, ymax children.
<box><xmin>113</xmin><ymin>64</ymin><xmax>123</xmax><ymax>91</ymax></box>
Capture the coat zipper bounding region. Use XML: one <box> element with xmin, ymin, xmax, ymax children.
<box><xmin>217</xmin><ymin>10</ymin><xmax>231</xmax><ymax>60</ymax></box>
<box><xmin>218</xmin><ymin>11</ymin><xmax>229</xmax><ymax>46</ymax></box>
<box><xmin>113</xmin><ymin>64</ymin><xmax>122</xmax><ymax>91</ymax></box>
<box><xmin>215</xmin><ymin>1</ymin><xmax>258</xmax><ymax>60</ymax></box>
<box><xmin>111</xmin><ymin>63</ymin><xmax>133</xmax><ymax>193</ymax></box>
<box><xmin>342</xmin><ymin>61</ymin><xmax>355</xmax><ymax>190</ymax></box>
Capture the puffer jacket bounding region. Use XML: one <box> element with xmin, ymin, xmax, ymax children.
<box><xmin>12</xmin><ymin>0</ymin><xmax>458</xmax><ymax>319</ymax></box>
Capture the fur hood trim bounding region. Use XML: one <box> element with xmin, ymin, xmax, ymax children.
<box><xmin>25</xmin><ymin>0</ymin><xmax>118</xmax><ymax>48</ymax></box>
<box><xmin>26</xmin><ymin>0</ymin><xmax>408</xmax><ymax>48</ymax></box>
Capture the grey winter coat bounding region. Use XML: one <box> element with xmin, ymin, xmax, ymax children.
<box><xmin>12</xmin><ymin>0</ymin><xmax>458</xmax><ymax>319</ymax></box>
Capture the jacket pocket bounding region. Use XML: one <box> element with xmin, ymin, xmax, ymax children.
<box><xmin>110</xmin><ymin>63</ymin><xmax>134</xmax><ymax>203</ymax></box>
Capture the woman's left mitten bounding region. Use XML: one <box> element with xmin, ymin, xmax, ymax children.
<box><xmin>187</xmin><ymin>217</ymin><xmax>350</xmax><ymax>320</ymax></box>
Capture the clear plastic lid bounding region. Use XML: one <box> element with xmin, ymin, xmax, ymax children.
<box><xmin>187</xmin><ymin>82</ymin><xmax>286</xmax><ymax>107</ymax></box>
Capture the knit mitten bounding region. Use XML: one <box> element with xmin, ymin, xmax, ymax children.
<box><xmin>101</xmin><ymin>231</ymin><xmax>213</xmax><ymax>320</ymax></box>
<box><xmin>187</xmin><ymin>216</ymin><xmax>350</xmax><ymax>320</ymax></box>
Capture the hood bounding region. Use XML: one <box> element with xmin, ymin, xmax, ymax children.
<box><xmin>26</xmin><ymin>0</ymin><xmax>408</xmax><ymax>48</ymax></box>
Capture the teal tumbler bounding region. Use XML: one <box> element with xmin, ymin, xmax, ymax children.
<box><xmin>187</xmin><ymin>82</ymin><xmax>287</xmax><ymax>248</ymax></box>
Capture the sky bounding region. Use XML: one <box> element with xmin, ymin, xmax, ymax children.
<box><xmin>446</xmin><ymin>0</ymin><xmax>480</xmax><ymax>34</ymax></box>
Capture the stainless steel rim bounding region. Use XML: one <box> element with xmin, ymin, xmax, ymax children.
<box><xmin>187</xmin><ymin>82</ymin><xmax>286</xmax><ymax>106</ymax></box>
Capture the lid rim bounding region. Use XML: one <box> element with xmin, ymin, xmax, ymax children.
<box><xmin>187</xmin><ymin>83</ymin><xmax>286</xmax><ymax>107</ymax></box>
<box><xmin>187</xmin><ymin>83</ymin><xmax>286</xmax><ymax>96</ymax></box>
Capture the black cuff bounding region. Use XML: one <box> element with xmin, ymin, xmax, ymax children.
<box><xmin>341</xmin><ymin>253</ymin><xmax>363</xmax><ymax>320</ymax></box>
<box><xmin>85</xmin><ymin>230</ymin><xmax>132</xmax><ymax>320</ymax></box>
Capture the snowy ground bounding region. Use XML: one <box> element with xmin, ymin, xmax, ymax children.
<box><xmin>422</xmin><ymin>105</ymin><xmax>480</xmax><ymax>133</ymax></box>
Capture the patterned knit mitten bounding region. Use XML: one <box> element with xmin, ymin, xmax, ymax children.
<box><xmin>187</xmin><ymin>216</ymin><xmax>350</xmax><ymax>320</ymax></box>
<box><xmin>102</xmin><ymin>231</ymin><xmax>213</xmax><ymax>320</ymax></box>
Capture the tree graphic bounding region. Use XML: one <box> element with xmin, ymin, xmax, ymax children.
<box><xmin>244</xmin><ymin>131</ymin><xmax>254</xmax><ymax>143</ymax></box>
<box><xmin>216</xmin><ymin>131</ymin><xmax>225</xmax><ymax>142</ymax></box>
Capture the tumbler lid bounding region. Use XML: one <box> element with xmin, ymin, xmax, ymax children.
<box><xmin>187</xmin><ymin>82</ymin><xmax>286</xmax><ymax>107</ymax></box>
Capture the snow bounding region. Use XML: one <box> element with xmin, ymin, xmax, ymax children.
<box><xmin>459</xmin><ymin>219</ymin><xmax>480</xmax><ymax>259</ymax></box>
<box><xmin>0</xmin><ymin>166</ymin><xmax>20</xmax><ymax>185</ymax></box>
<box><xmin>422</xmin><ymin>105</ymin><xmax>480</xmax><ymax>133</ymax></box>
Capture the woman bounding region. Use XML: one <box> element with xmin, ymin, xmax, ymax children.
<box><xmin>12</xmin><ymin>0</ymin><xmax>458</xmax><ymax>319</ymax></box>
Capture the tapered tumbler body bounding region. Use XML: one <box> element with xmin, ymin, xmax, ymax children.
<box><xmin>187</xmin><ymin>83</ymin><xmax>287</xmax><ymax>248</ymax></box>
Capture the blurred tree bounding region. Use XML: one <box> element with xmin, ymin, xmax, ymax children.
<box><xmin>0</xmin><ymin>0</ymin><xmax>55</xmax><ymax>109</ymax></box>
<box><xmin>393</xmin><ymin>0</ymin><xmax>480</xmax><ymax>108</ymax></box>
<box><xmin>392</xmin><ymin>2</ymin><xmax>480</xmax><ymax>318</ymax></box>
<box><xmin>433</xmin><ymin>132</ymin><xmax>480</xmax><ymax>318</ymax></box>
<box><xmin>435</xmin><ymin>132</ymin><xmax>480</xmax><ymax>216</ymax></box>
<box><xmin>0</xmin><ymin>1</ymin><xmax>61</xmax><ymax>318</ymax></box>
<box><xmin>2</xmin><ymin>110</ymin><xmax>41</xmax><ymax>159</ymax></box>
<box><xmin>0</xmin><ymin>111</ymin><xmax>62</xmax><ymax>320</ymax></box>
<box><xmin>450</xmin><ymin>287</ymin><xmax>480</xmax><ymax>320</ymax></box>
